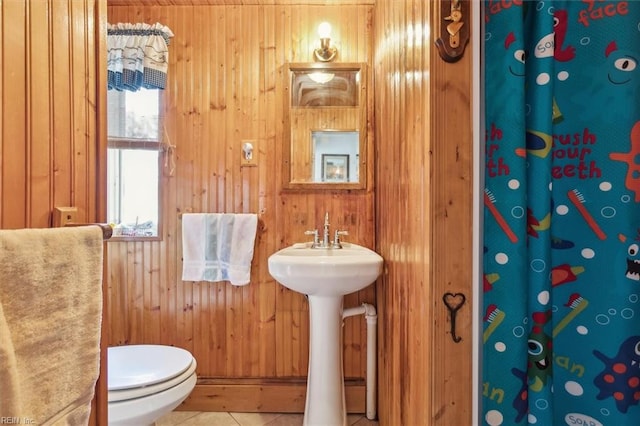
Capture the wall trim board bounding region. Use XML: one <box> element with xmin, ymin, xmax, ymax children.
<box><xmin>428</xmin><ymin>1</ymin><xmax>474</xmax><ymax>424</ymax></box>
<box><xmin>373</xmin><ymin>1</ymin><xmax>474</xmax><ymax>424</ymax></box>
<box><xmin>179</xmin><ymin>379</ymin><xmax>366</xmax><ymax>413</ymax></box>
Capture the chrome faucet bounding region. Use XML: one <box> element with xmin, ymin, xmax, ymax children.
<box><xmin>322</xmin><ymin>212</ymin><xmax>330</xmax><ymax>248</ymax></box>
<box><xmin>304</xmin><ymin>212</ymin><xmax>348</xmax><ymax>249</ymax></box>
<box><xmin>332</xmin><ymin>229</ymin><xmax>349</xmax><ymax>248</ymax></box>
<box><xmin>304</xmin><ymin>229</ymin><xmax>320</xmax><ymax>247</ymax></box>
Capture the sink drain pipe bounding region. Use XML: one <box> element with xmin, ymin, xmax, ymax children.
<box><xmin>342</xmin><ymin>303</ymin><xmax>377</xmax><ymax>420</ymax></box>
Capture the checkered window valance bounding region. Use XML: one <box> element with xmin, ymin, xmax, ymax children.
<box><xmin>107</xmin><ymin>22</ymin><xmax>174</xmax><ymax>92</ymax></box>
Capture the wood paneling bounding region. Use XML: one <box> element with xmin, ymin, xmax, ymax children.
<box><xmin>109</xmin><ymin>0</ymin><xmax>374</xmax><ymax>5</ymax></box>
<box><xmin>0</xmin><ymin>0</ymin><xmax>478</xmax><ymax>422</ymax></box>
<box><xmin>1</xmin><ymin>0</ymin><xmax>99</xmax><ymax>229</ymax></box>
<box><xmin>0</xmin><ymin>0</ymin><xmax>106</xmax><ymax>423</ymax></box>
<box><xmin>374</xmin><ymin>1</ymin><xmax>474</xmax><ymax>425</ymax></box>
<box><xmin>106</xmin><ymin>3</ymin><xmax>375</xmax><ymax>412</ymax></box>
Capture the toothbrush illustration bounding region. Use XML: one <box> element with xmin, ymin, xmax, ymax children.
<box><xmin>484</xmin><ymin>189</ymin><xmax>518</xmax><ymax>243</ymax></box>
<box><xmin>483</xmin><ymin>304</ymin><xmax>506</xmax><ymax>343</ymax></box>
<box><xmin>567</xmin><ymin>189</ymin><xmax>606</xmax><ymax>240</ymax></box>
<box><xmin>553</xmin><ymin>293</ymin><xmax>588</xmax><ymax>338</ymax></box>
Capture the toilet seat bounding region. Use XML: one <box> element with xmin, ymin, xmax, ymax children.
<box><xmin>108</xmin><ymin>345</ymin><xmax>197</xmax><ymax>402</ymax></box>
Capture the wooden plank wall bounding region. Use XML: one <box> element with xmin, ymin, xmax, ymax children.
<box><xmin>0</xmin><ymin>1</ymin><xmax>107</xmax><ymax>423</ymax></box>
<box><xmin>0</xmin><ymin>0</ymin><xmax>477</xmax><ymax>421</ymax></box>
<box><xmin>106</xmin><ymin>2</ymin><xmax>375</xmax><ymax>412</ymax></box>
<box><xmin>373</xmin><ymin>1</ymin><xmax>474</xmax><ymax>425</ymax></box>
<box><xmin>0</xmin><ymin>0</ymin><xmax>99</xmax><ymax>229</ymax></box>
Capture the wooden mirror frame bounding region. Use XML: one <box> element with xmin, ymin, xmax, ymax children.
<box><xmin>283</xmin><ymin>62</ymin><xmax>367</xmax><ymax>190</ymax></box>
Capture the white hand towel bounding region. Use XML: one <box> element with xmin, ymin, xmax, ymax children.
<box><xmin>182</xmin><ymin>213</ymin><xmax>258</xmax><ymax>286</ymax></box>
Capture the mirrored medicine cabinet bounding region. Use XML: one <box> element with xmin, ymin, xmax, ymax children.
<box><xmin>283</xmin><ymin>62</ymin><xmax>367</xmax><ymax>190</ymax></box>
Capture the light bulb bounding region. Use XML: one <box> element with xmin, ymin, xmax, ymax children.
<box><xmin>318</xmin><ymin>22</ymin><xmax>332</xmax><ymax>39</ymax></box>
<box><xmin>308</xmin><ymin>72</ymin><xmax>335</xmax><ymax>84</ymax></box>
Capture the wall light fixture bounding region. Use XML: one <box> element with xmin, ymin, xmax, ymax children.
<box><xmin>308</xmin><ymin>72</ymin><xmax>335</xmax><ymax>84</ymax></box>
<box><xmin>314</xmin><ymin>22</ymin><xmax>337</xmax><ymax>62</ymax></box>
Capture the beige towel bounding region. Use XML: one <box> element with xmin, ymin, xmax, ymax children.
<box><xmin>0</xmin><ymin>226</ymin><xmax>103</xmax><ymax>425</ymax></box>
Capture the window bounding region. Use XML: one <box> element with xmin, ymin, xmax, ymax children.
<box><xmin>107</xmin><ymin>88</ymin><xmax>162</xmax><ymax>238</ymax></box>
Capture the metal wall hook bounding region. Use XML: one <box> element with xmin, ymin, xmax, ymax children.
<box><xmin>442</xmin><ymin>292</ymin><xmax>466</xmax><ymax>343</ymax></box>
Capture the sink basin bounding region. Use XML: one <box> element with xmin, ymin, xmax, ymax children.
<box><xmin>268</xmin><ymin>242</ymin><xmax>383</xmax><ymax>296</ymax></box>
<box><xmin>268</xmin><ymin>241</ymin><xmax>383</xmax><ymax>425</ymax></box>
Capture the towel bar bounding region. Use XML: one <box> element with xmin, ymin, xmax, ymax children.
<box><xmin>63</xmin><ymin>223</ymin><xmax>113</xmax><ymax>240</ymax></box>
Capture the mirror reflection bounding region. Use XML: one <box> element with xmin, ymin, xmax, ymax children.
<box><xmin>291</xmin><ymin>70</ymin><xmax>359</xmax><ymax>107</ymax></box>
<box><xmin>312</xmin><ymin>131</ymin><xmax>359</xmax><ymax>183</ymax></box>
<box><xmin>285</xmin><ymin>63</ymin><xmax>366</xmax><ymax>189</ymax></box>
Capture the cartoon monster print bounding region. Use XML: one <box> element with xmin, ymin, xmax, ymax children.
<box><xmin>553</xmin><ymin>10</ymin><xmax>575</xmax><ymax>62</ymax></box>
<box><xmin>509</xmin><ymin>311</ymin><xmax>552</xmax><ymax>422</ymax></box>
<box><xmin>550</xmin><ymin>9</ymin><xmax>575</xmax><ymax>123</ymax></box>
<box><xmin>505</xmin><ymin>32</ymin><xmax>526</xmax><ymax>77</ymax></box>
<box><xmin>567</xmin><ymin>41</ymin><xmax>639</xmax><ymax>124</ymax></box>
<box><xmin>610</xmin><ymin>121</ymin><xmax>640</xmax><ymax>202</ymax></box>
<box><xmin>593</xmin><ymin>336</ymin><xmax>640</xmax><ymax>413</ymax></box>
<box><xmin>599</xmin><ymin>41</ymin><xmax>640</xmax><ymax>121</ymax></box>
<box><xmin>614</xmin><ymin>229</ymin><xmax>640</xmax><ymax>282</ymax></box>
<box><xmin>485</xmin><ymin>31</ymin><xmax>526</xmax><ymax>127</ymax></box>
<box><xmin>605</xmin><ymin>41</ymin><xmax>638</xmax><ymax>86</ymax></box>
<box><xmin>511</xmin><ymin>367</ymin><xmax>529</xmax><ymax>423</ymax></box>
<box><xmin>625</xmin><ymin>238</ymin><xmax>640</xmax><ymax>282</ymax></box>
<box><xmin>527</xmin><ymin>310</ymin><xmax>553</xmax><ymax>392</ymax></box>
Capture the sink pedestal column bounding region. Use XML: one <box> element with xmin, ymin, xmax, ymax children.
<box><xmin>304</xmin><ymin>295</ymin><xmax>347</xmax><ymax>426</ymax></box>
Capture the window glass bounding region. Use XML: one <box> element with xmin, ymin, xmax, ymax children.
<box><xmin>107</xmin><ymin>88</ymin><xmax>161</xmax><ymax>238</ymax></box>
<box><xmin>108</xmin><ymin>89</ymin><xmax>160</xmax><ymax>140</ymax></box>
<box><xmin>107</xmin><ymin>149</ymin><xmax>159</xmax><ymax>237</ymax></box>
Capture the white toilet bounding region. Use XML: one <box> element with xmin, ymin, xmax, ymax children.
<box><xmin>107</xmin><ymin>344</ymin><xmax>197</xmax><ymax>426</ymax></box>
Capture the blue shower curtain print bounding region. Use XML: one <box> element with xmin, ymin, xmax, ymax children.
<box><xmin>483</xmin><ymin>1</ymin><xmax>640</xmax><ymax>425</ymax></box>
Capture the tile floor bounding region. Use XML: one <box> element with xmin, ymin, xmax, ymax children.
<box><xmin>157</xmin><ymin>411</ymin><xmax>379</xmax><ymax>426</ymax></box>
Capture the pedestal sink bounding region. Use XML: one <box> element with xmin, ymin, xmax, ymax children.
<box><xmin>268</xmin><ymin>242</ymin><xmax>383</xmax><ymax>426</ymax></box>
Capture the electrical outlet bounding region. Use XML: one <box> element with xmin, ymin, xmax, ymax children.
<box><xmin>53</xmin><ymin>207</ymin><xmax>78</xmax><ymax>227</ymax></box>
<box><xmin>241</xmin><ymin>140</ymin><xmax>258</xmax><ymax>167</ymax></box>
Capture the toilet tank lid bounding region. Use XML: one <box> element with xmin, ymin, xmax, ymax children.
<box><xmin>108</xmin><ymin>344</ymin><xmax>195</xmax><ymax>390</ymax></box>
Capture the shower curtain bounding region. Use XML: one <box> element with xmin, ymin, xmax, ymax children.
<box><xmin>483</xmin><ymin>2</ymin><xmax>640</xmax><ymax>425</ymax></box>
